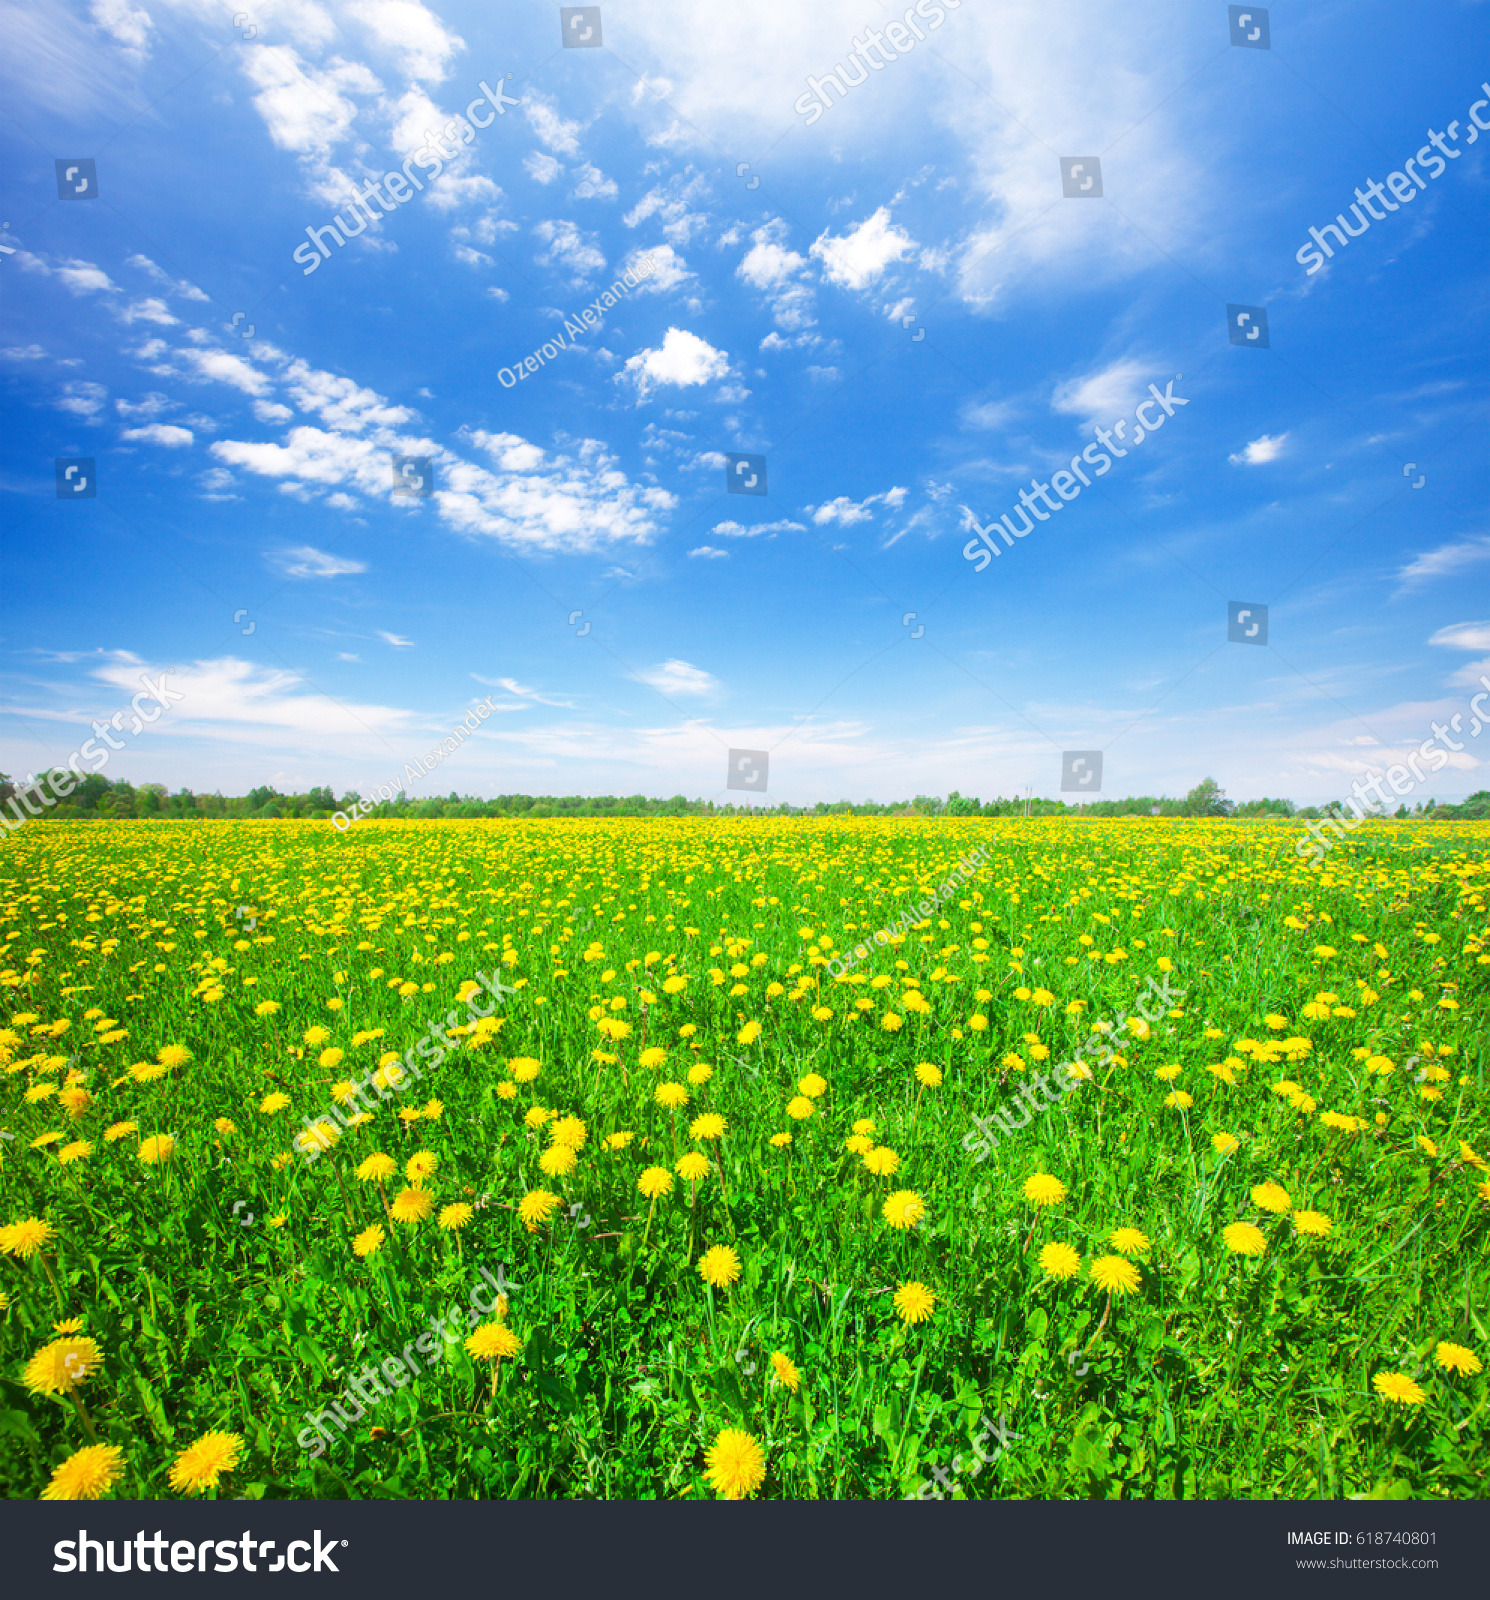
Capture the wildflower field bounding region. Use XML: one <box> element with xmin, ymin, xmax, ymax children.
<box><xmin>1</xmin><ymin>816</ymin><xmax>1487</xmax><ymax>1502</ymax></box>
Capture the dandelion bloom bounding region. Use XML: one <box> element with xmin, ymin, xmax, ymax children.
<box><xmin>1164</xmin><ymin>1090</ymin><xmax>1194</xmax><ymax>1110</ymax></box>
<box><xmin>539</xmin><ymin>1146</ymin><xmax>577</xmax><ymax>1178</ymax></box>
<box><xmin>1435</xmin><ymin>1341</ymin><xmax>1481</xmax><ymax>1376</ymax></box>
<box><xmin>687</xmin><ymin>1064</ymin><xmax>713</xmax><ymax>1085</ymax></box>
<box><xmin>603</xmin><ymin>1131</ymin><xmax>635</xmax><ymax>1151</ymax></box>
<box><xmin>466</xmin><ymin>1322</ymin><xmax>521</xmax><ymax>1363</ymax></box>
<box><xmin>676</xmin><ymin>1151</ymin><xmax>711</xmax><ymax>1182</ymax></box>
<box><xmin>637</xmin><ymin>1047</ymin><xmax>668</xmax><ymax>1069</ymax></box>
<box><xmin>893</xmin><ymin>1281</ymin><xmax>936</xmax><ymax>1325</ymax></box>
<box><xmin>138</xmin><ymin>1134</ymin><xmax>175</xmax><ymax>1166</ymax></box>
<box><xmin>798</xmin><ymin>1073</ymin><xmax>827</xmax><ymax>1099</ymax></box>
<box><xmin>770</xmin><ymin>1352</ymin><xmax>801</xmax><ymax>1391</ymax></box>
<box><xmin>697</xmin><ymin>1244</ymin><xmax>743</xmax><ymax>1288</ymax></box>
<box><xmin>845</xmin><ymin>1134</ymin><xmax>872</xmax><ymax>1155</ymax></box>
<box><xmin>690</xmin><ymin>1112</ymin><xmax>727</xmax><ymax>1143</ymax></box>
<box><xmin>57</xmin><ymin>1140</ymin><xmax>92</xmax><ymax>1166</ymax></box>
<box><xmin>302</xmin><ymin>1026</ymin><xmax>330</xmax><ymax>1048</ymax></box>
<box><xmin>23</xmin><ymin>1337</ymin><xmax>103</xmax><ymax>1396</ymax></box>
<box><xmin>168</xmin><ymin>1431</ymin><xmax>243</xmax><ymax>1494</ymax></box>
<box><xmin>40</xmin><ymin>1443</ymin><xmax>125</xmax><ymax>1501</ymax></box>
<box><xmin>1109</xmin><ymin>1228</ymin><xmax>1151</xmax><ymax>1256</ymax></box>
<box><xmin>549</xmin><ymin>1116</ymin><xmax>587</xmax><ymax>1151</ymax></box>
<box><xmin>704</xmin><ymin>1428</ymin><xmax>766</xmax><ymax>1500</ymax></box>
<box><xmin>786</xmin><ymin>1095</ymin><xmax>815</xmax><ymax>1121</ymax></box>
<box><xmin>438</xmin><ymin>1203</ymin><xmax>474</xmax><ymax>1232</ymax></box>
<box><xmin>352</xmin><ymin>1224</ymin><xmax>385</xmax><ymax>1258</ymax></box>
<box><xmin>852</xmin><ymin>1118</ymin><xmax>876</xmax><ymax>1136</ymax></box>
<box><xmin>1372</xmin><ymin>1371</ymin><xmax>1426</xmax><ymax>1406</ymax></box>
<box><xmin>254</xmin><ymin>1000</ymin><xmax>280</xmax><ymax>1017</ymax></box>
<box><xmin>1223</xmin><ymin>1221</ymin><xmax>1267</xmax><ymax>1257</ymax></box>
<box><xmin>1251</xmin><ymin>1182</ymin><xmax>1291</xmax><ymax>1214</ymax></box>
<box><xmin>1039</xmin><ymin>1241</ymin><xmax>1082</xmax><ymax>1280</ymax></box>
<box><xmin>863</xmin><ymin>1146</ymin><xmax>900</xmax><ymax>1178</ymax></box>
<box><xmin>1416</xmin><ymin>1135</ymin><xmax>1439</xmax><ymax>1158</ymax></box>
<box><xmin>518</xmin><ymin>1189</ymin><xmax>561</xmax><ymax>1232</ymax></box>
<box><xmin>737</xmin><ymin>1021</ymin><xmax>762</xmax><ymax>1046</ymax></box>
<box><xmin>406</xmin><ymin>1151</ymin><xmax>438</xmax><ymax>1185</ymax></box>
<box><xmin>357</xmin><ymin>1153</ymin><xmax>397</xmax><ymax>1183</ymax></box>
<box><xmin>882</xmin><ymin>1189</ymin><xmax>926</xmax><ymax>1230</ymax></box>
<box><xmin>769</xmin><ymin>1132</ymin><xmax>793</xmax><ymax>1148</ymax></box>
<box><xmin>914</xmin><ymin>1062</ymin><xmax>943</xmax><ymax>1088</ymax></box>
<box><xmin>1089</xmin><ymin>1255</ymin><xmax>1142</xmax><ymax>1295</ymax></box>
<box><xmin>213</xmin><ymin>1118</ymin><xmax>236</xmax><ymax>1137</ymax></box>
<box><xmin>1211</xmin><ymin>1132</ymin><xmax>1239</xmax><ymax>1156</ymax></box>
<box><xmin>509</xmin><ymin>1057</ymin><xmax>542</xmax><ymax>1083</ymax></box>
<box><xmin>390</xmin><ymin>1187</ymin><xmax>433</xmax><ymax>1224</ymax></box>
<box><xmin>157</xmin><ymin>1044</ymin><xmax>191</xmax><ymax>1068</ymax></box>
<box><xmin>656</xmin><ymin>1082</ymin><xmax>689</xmax><ymax>1109</ymax></box>
<box><xmin>1023</xmin><ymin>1173</ymin><xmax>1067</xmax><ymax>1207</ymax></box>
<box><xmin>524</xmin><ymin>1105</ymin><xmax>552</xmax><ymax>1129</ymax></box>
<box><xmin>1293</xmin><ymin>1210</ymin><xmax>1332</xmax><ymax>1238</ymax></box>
<box><xmin>258</xmin><ymin>1092</ymin><xmax>290</xmax><ymax>1116</ymax></box>
<box><xmin>638</xmin><ymin>1166</ymin><xmax>674</xmax><ymax>1199</ymax></box>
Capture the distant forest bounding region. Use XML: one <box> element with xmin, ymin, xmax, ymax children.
<box><xmin>3</xmin><ymin>770</ymin><xmax>1487</xmax><ymax>823</ymax></box>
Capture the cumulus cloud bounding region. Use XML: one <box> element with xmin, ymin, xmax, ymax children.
<box><xmin>534</xmin><ymin>218</ymin><xmax>607</xmax><ymax>280</ymax></box>
<box><xmin>620</xmin><ymin>327</ymin><xmax>729</xmax><ymax>401</ymax></box>
<box><xmin>810</xmin><ymin>208</ymin><xmax>916</xmax><ymax>290</ymax></box>
<box><xmin>271</xmin><ymin>545</ymin><xmax>368</xmax><ymax>578</ymax></box>
<box><xmin>708</xmin><ymin>518</ymin><xmax>806</xmax><ymax>538</ymax></box>
<box><xmin>572</xmin><ymin>163</ymin><xmax>618</xmax><ymax>200</ymax></box>
<box><xmin>689</xmin><ymin>545</ymin><xmax>729</xmax><ymax>559</ymax></box>
<box><xmin>120</xmin><ymin>422</ymin><xmax>193</xmax><ymax>447</ymax></box>
<box><xmin>525</xmin><ymin>150</ymin><xmax>562</xmax><ymax>184</ymax></box>
<box><xmin>1229</xmin><ymin>432</ymin><xmax>1288</xmax><ymax>465</ymax></box>
<box><xmin>807</xmin><ymin>487</ymin><xmax>907</xmax><ymax>526</ymax></box>
<box><xmin>55</xmin><ymin>258</ymin><xmax>117</xmax><ymax>295</ymax></box>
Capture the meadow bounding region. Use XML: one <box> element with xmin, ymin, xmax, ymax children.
<box><xmin>0</xmin><ymin>816</ymin><xmax>1486</xmax><ymax>1501</ymax></box>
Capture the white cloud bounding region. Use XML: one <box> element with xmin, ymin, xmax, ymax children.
<box><xmin>525</xmin><ymin>150</ymin><xmax>562</xmax><ymax>184</ymax></box>
<box><xmin>253</xmin><ymin>399</ymin><xmax>294</xmax><ymax>423</ymax></box>
<box><xmin>121</xmin><ymin>422</ymin><xmax>193</xmax><ymax>447</ymax></box>
<box><xmin>738</xmin><ymin>221</ymin><xmax>814</xmax><ymax>329</ymax></box>
<box><xmin>378</xmin><ymin>630</ymin><xmax>415</xmax><ymax>648</ymax></box>
<box><xmin>115</xmin><ymin>392</ymin><xmax>173</xmax><ymax>419</ymax></box>
<box><xmin>346</xmin><ymin>0</ymin><xmax>463</xmax><ymax>82</ymax></box>
<box><xmin>628</xmin><ymin>243</ymin><xmax>691</xmax><ymax>295</ymax></box>
<box><xmin>1429</xmin><ymin>622</ymin><xmax>1490</xmax><ymax>652</ymax></box>
<box><xmin>689</xmin><ymin>545</ymin><xmax>729</xmax><ymax>559</ymax></box>
<box><xmin>808</xmin><ymin>487</ymin><xmax>907</xmax><ymax>526</ymax></box>
<box><xmin>573</xmin><ymin>163</ymin><xmax>618</xmax><ymax>201</ymax></box>
<box><xmin>272</xmin><ymin>545</ymin><xmax>368</xmax><ymax>578</ymax></box>
<box><xmin>620</xmin><ymin>327</ymin><xmax>729</xmax><ymax>401</ymax></box>
<box><xmin>526</xmin><ymin>96</ymin><xmax>582</xmax><ymax>155</ymax></box>
<box><xmin>181</xmin><ymin>346</ymin><xmax>273</xmax><ymax>397</ymax></box>
<box><xmin>534</xmin><ymin>218</ymin><xmax>606</xmax><ymax>279</ymax></box>
<box><xmin>1398</xmin><ymin>536</ymin><xmax>1490</xmax><ymax>587</ymax></box>
<box><xmin>1051</xmin><ymin>357</ymin><xmax>1151</xmax><ymax>423</ymax></box>
<box><xmin>56</xmin><ymin>258</ymin><xmax>116</xmax><ymax>295</ymax></box>
<box><xmin>709</xmin><ymin>518</ymin><xmax>805</xmax><ymax>538</ymax></box>
<box><xmin>119</xmin><ymin>297</ymin><xmax>178</xmax><ymax>326</ymax></box>
<box><xmin>623</xmin><ymin>173</ymin><xmax>713</xmax><ymax>246</ymax></box>
<box><xmin>634</xmin><ymin>658</ymin><xmax>719</xmax><ymax>697</ymax></box>
<box><xmin>1229</xmin><ymin>432</ymin><xmax>1288</xmax><ymax>465</ymax></box>
<box><xmin>125</xmin><ymin>254</ymin><xmax>209</xmax><ymax>300</ymax></box>
<box><xmin>337</xmin><ymin>652</ymin><xmax>362</xmax><ymax>662</ymax></box>
<box><xmin>90</xmin><ymin>0</ymin><xmax>152</xmax><ymax>61</ymax></box>
<box><xmin>1</xmin><ymin>344</ymin><xmax>47</xmax><ymax>361</ymax></box>
<box><xmin>810</xmin><ymin>208</ymin><xmax>915</xmax><ymax>290</ymax></box>
<box><xmin>56</xmin><ymin>380</ymin><xmax>107</xmax><ymax>418</ymax></box>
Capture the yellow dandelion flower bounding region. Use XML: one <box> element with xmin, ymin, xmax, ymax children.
<box><xmin>405</xmin><ymin>1151</ymin><xmax>438</xmax><ymax>1185</ymax></box>
<box><xmin>138</xmin><ymin>1134</ymin><xmax>175</xmax><ymax>1165</ymax></box>
<box><xmin>1211</xmin><ymin>1131</ymin><xmax>1239</xmax><ymax>1156</ymax></box>
<box><xmin>676</xmin><ymin>1151</ymin><xmax>711</xmax><ymax>1182</ymax></box>
<box><xmin>1434</xmin><ymin>1341</ymin><xmax>1481</xmax><ymax>1376</ymax></box>
<box><xmin>1023</xmin><ymin>1173</ymin><xmax>1067</xmax><ymax>1207</ymax></box>
<box><xmin>893</xmin><ymin>1280</ymin><xmax>936</xmax><ymax>1324</ymax></box>
<box><xmin>914</xmin><ymin>1062</ymin><xmax>943</xmax><ymax>1088</ymax></box>
<box><xmin>1223</xmin><ymin>1221</ymin><xmax>1268</xmax><ymax>1257</ymax></box>
<box><xmin>1293</xmin><ymin>1210</ymin><xmax>1332</xmax><ymax>1238</ymax></box>
<box><xmin>438</xmin><ymin>1203</ymin><xmax>474</xmax><ymax>1232</ymax></box>
<box><xmin>356</xmin><ymin>1153</ymin><xmax>397</xmax><ymax>1183</ymax></box>
<box><xmin>770</xmin><ymin>1351</ymin><xmax>801</xmax><ymax>1391</ymax></box>
<box><xmin>1372</xmin><ymin>1371</ymin><xmax>1426</xmax><ymax>1405</ymax></box>
<box><xmin>539</xmin><ymin>1145</ymin><xmax>577</xmax><ymax>1178</ymax></box>
<box><xmin>1250</xmin><ymin>1182</ymin><xmax>1291</xmax><ymax>1214</ymax></box>
<box><xmin>157</xmin><ymin>1044</ymin><xmax>191</xmax><ymax>1068</ymax></box>
<box><xmin>882</xmin><ymin>1189</ymin><xmax>926</xmax><ymax>1230</ymax></box>
<box><xmin>352</xmin><ymin>1223</ymin><xmax>385</xmax><ymax>1258</ymax></box>
<box><xmin>697</xmin><ymin>1244</ymin><xmax>742</xmax><ymax>1288</ymax></box>
<box><xmin>1039</xmin><ymin>1241</ymin><xmax>1082</xmax><ymax>1280</ymax></box>
<box><xmin>167</xmin><ymin>1430</ymin><xmax>244</xmax><ymax>1495</ymax></box>
<box><xmin>1089</xmin><ymin>1255</ymin><xmax>1142</xmax><ymax>1295</ymax></box>
<box><xmin>704</xmin><ymin>1427</ymin><xmax>766</xmax><ymax>1500</ymax></box>
<box><xmin>390</xmin><ymin>1187</ymin><xmax>433</xmax><ymax>1224</ymax></box>
<box><xmin>23</xmin><ymin>1336</ymin><xmax>103</xmax><ymax>1396</ymax></box>
<box><xmin>864</xmin><ymin>1145</ymin><xmax>900</xmax><ymax>1177</ymax></box>
<box><xmin>798</xmin><ymin>1073</ymin><xmax>828</xmax><ymax>1099</ymax></box>
<box><xmin>638</xmin><ymin>1165</ymin><xmax>674</xmax><ymax>1199</ymax></box>
<box><xmin>690</xmin><ymin>1112</ymin><xmax>727</xmax><ymax>1142</ymax></box>
<box><xmin>518</xmin><ymin>1189</ymin><xmax>561</xmax><ymax>1232</ymax></box>
<box><xmin>466</xmin><ymin>1322</ymin><xmax>521</xmax><ymax>1362</ymax></box>
<box><xmin>258</xmin><ymin>1092</ymin><xmax>290</xmax><ymax>1115</ymax></box>
<box><xmin>769</xmin><ymin>1132</ymin><xmax>793</xmax><ymax>1148</ymax></box>
<box><xmin>40</xmin><ymin>1443</ymin><xmax>125</xmax><ymax>1501</ymax></box>
<box><xmin>1109</xmin><ymin>1228</ymin><xmax>1151</xmax><ymax>1256</ymax></box>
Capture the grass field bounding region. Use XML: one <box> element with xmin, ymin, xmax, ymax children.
<box><xmin>1</xmin><ymin>816</ymin><xmax>1486</xmax><ymax>1501</ymax></box>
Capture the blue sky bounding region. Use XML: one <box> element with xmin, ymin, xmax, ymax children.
<box><xmin>2</xmin><ymin>0</ymin><xmax>1488</xmax><ymax>808</ymax></box>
